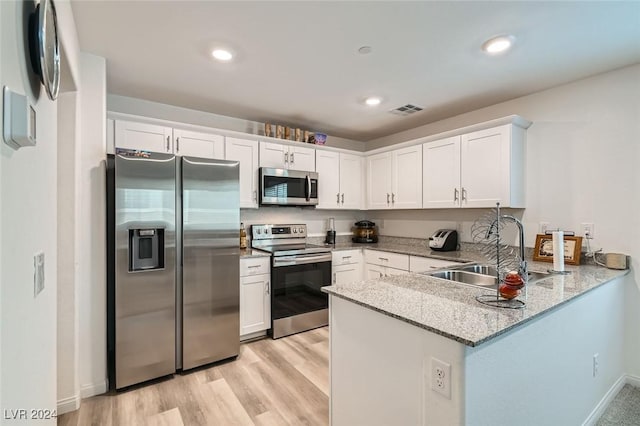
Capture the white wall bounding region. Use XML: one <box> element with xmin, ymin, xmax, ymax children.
<box><xmin>77</xmin><ymin>54</ymin><xmax>107</xmax><ymax>398</ymax></box>
<box><xmin>57</xmin><ymin>92</ymin><xmax>80</xmax><ymax>413</ymax></box>
<box><xmin>367</xmin><ymin>65</ymin><xmax>640</xmax><ymax>253</ymax></box>
<box><xmin>107</xmin><ymin>94</ymin><xmax>367</xmax><ymax>152</ymax></box>
<box><xmin>466</xmin><ymin>276</ymin><xmax>627</xmax><ymax>425</ymax></box>
<box><xmin>241</xmin><ymin>207</ymin><xmax>364</xmax><ymax>239</ymax></box>
<box><xmin>1</xmin><ymin>1</ymin><xmax>58</xmax><ymax>423</ymax></box>
<box><xmin>367</xmin><ymin>64</ymin><xmax>640</xmax><ymax>378</ymax></box>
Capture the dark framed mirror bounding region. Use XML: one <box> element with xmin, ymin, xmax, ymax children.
<box><xmin>29</xmin><ymin>0</ymin><xmax>60</xmax><ymax>100</ymax></box>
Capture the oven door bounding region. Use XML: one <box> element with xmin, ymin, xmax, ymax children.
<box><xmin>271</xmin><ymin>253</ymin><xmax>331</xmax><ymax>322</ymax></box>
<box><xmin>260</xmin><ymin>168</ymin><xmax>318</xmax><ymax>206</ymax></box>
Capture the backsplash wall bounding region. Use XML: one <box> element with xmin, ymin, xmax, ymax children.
<box><xmin>241</xmin><ymin>208</ymin><xmax>365</xmax><ymax>239</ymax></box>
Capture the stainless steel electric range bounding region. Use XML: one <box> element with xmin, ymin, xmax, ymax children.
<box><xmin>251</xmin><ymin>224</ymin><xmax>331</xmax><ymax>339</ymax></box>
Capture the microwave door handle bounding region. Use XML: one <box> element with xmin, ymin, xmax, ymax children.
<box><xmin>306</xmin><ymin>175</ymin><xmax>311</xmax><ymax>201</ymax></box>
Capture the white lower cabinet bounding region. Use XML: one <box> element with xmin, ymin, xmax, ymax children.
<box><xmin>332</xmin><ymin>249</ymin><xmax>363</xmax><ymax>285</ymax></box>
<box><xmin>240</xmin><ymin>257</ymin><xmax>271</xmax><ymax>338</ymax></box>
<box><xmin>364</xmin><ymin>249</ymin><xmax>409</xmax><ymax>278</ymax></box>
<box><xmin>409</xmin><ymin>256</ymin><xmax>460</xmax><ymax>273</ymax></box>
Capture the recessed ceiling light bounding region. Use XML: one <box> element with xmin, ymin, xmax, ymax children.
<box><xmin>358</xmin><ymin>46</ymin><xmax>372</xmax><ymax>55</ymax></box>
<box><xmin>365</xmin><ymin>97</ymin><xmax>382</xmax><ymax>106</ymax></box>
<box><xmin>212</xmin><ymin>49</ymin><xmax>233</xmax><ymax>62</ymax></box>
<box><xmin>482</xmin><ymin>35</ymin><xmax>515</xmax><ymax>55</ymax></box>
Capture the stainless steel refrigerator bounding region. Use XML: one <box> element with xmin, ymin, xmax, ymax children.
<box><xmin>107</xmin><ymin>151</ymin><xmax>240</xmax><ymax>390</ymax></box>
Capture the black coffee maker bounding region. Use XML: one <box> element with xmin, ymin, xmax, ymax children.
<box><xmin>325</xmin><ymin>217</ymin><xmax>336</xmax><ymax>245</ymax></box>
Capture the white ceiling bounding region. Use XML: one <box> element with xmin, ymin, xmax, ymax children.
<box><xmin>71</xmin><ymin>1</ymin><xmax>640</xmax><ymax>141</ymax></box>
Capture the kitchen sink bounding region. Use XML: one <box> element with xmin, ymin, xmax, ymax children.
<box><xmin>427</xmin><ymin>265</ymin><xmax>550</xmax><ymax>289</ymax></box>
<box><xmin>429</xmin><ymin>270</ymin><xmax>497</xmax><ymax>288</ymax></box>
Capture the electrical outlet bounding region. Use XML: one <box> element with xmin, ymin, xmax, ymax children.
<box><xmin>582</xmin><ymin>223</ymin><xmax>595</xmax><ymax>239</ymax></box>
<box><xmin>593</xmin><ymin>353</ymin><xmax>599</xmax><ymax>377</ymax></box>
<box><xmin>431</xmin><ymin>357</ymin><xmax>451</xmax><ymax>399</ymax></box>
<box><xmin>539</xmin><ymin>222</ymin><xmax>550</xmax><ymax>234</ymax></box>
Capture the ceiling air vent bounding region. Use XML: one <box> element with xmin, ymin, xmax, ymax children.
<box><xmin>389</xmin><ymin>104</ymin><xmax>424</xmax><ymax>116</ymax></box>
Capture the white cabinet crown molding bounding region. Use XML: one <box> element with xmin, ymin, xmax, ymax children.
<box><xmin>364</xmin><ymin>115</ymin><xmax>531</xmax><ymax>156</ymax></box>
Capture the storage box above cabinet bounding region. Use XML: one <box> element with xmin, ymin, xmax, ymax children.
<box><xmin>422</xmin><ymin>123</ymin><xmax>526</xmax><ymax>208</ymax></box>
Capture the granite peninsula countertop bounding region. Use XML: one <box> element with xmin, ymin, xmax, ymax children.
<box><xmin>239</xmin><ymin>248</ymin><xmax>271</xmax><ymax>258</ymax></box>
<box><xmin>322</xmin><ymin>262</ymin><xmax>628</xmax><ymax>347</ymax></box>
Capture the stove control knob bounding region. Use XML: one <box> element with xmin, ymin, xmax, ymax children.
<box><xmin>299</xmin><ymin>227</ymin><xmax>304</xmax><ymax>233</ymax></box>
<box><xmin>256</xmin><ymin>229</ymin><xmax>261</xmax><ymax>234</ymax></box>
<box><xmin>293</xmin><ymin>229</ymin><xmax>297</xmax><ymax>233</ymax></box>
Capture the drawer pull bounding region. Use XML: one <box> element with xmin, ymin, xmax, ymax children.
<box><xmin>247</xmin><ymin>265</ymin><xmax>262</xmax><ymax>269</ymax></box>
<box><xmin>342</xmin><ymin>256</ymin><xmax>352</xmax><ymax>260</ymax></box>
<box><xmin>378</xmin><ymin>257</ymin><xmax>389</xmax><ymax>261</ymax></box>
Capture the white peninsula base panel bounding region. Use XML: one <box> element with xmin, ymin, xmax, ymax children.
<box><xmin>329</xmin><ymin>275</ymin><xmax>627</xmax><ymax>426</ymax></box>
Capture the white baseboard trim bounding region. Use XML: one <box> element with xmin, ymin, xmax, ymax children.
<box><xmin>582</xmin><ymin>374</ymin><xmax>639</xmax><ymax>426</ymax></box>
<box><xmin>57</xmin><ymin>395</ymin><xmax>80</xmax><ymax>415</ymax></box>
<box><xmin>80</xmin><ymin>380</ymin><xmax>108</xmax><ymax>398</ymax></box>
<box><xmin>626</xmin><ymin>374</ymin><xmax>640</xmax><ymax>388</ymax></box>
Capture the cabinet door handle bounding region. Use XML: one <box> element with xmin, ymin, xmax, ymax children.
<box><xmin>462</xmin><ymin>187</ymin><xmax>467</xmax><ymax>202</ymax></box>
<box><xmin>176</xmin><ymin>137</ymin><xmax>180</xmax><ymax>153</ymax></box>
<box><xmin>333</xmin><ymin>273</ymin><xmax>336</xmax><ymax>284</ymax></box>
<box><xmin>290</xmin><ymin>152</ymin><xmax>295</xmax><ymax>164</ymax></box>
<box><xmin>379</xmin><ymin>271</ymin><xmax>383</xmax><ymax>278</ymax></box>
<box><xmin>285</xmin><ymin>152</ymin><xmax>289</xmax><ymax>164</ymax></box>
<box><xmin>265</xmin><ymin>281</ymin><xmax>270</xmax><ymax>295</ymax></box>
<box><xmin>378</xmin><ymin>257</ymin><xmax>389</xmax><ymax>262</ymax></box>
<box><xmin>341</xmin><ymin>193</ymin><xmax>344</xmax><ymax>204</ymax></box>
<box><xmin>166</xmin><ymin>136</ymin><xmax>170</xmax><ymax>152</ymax></box>
<box><xmin>337</xmin><ymin>193</ymin><xmax>340</xmax><ymax>204</ymax></box>
<box><xmin>386</xmin><ymin>193</ymin><xmax>390</xmax><ymax>204</ymax></box>
<box><xmin>391</xmin><ymin>193</ymin><xmax>395</xmax><ymax>204</ymax></box>
<box><xmin>253</xmin><ymin>190</ymin><xmax>257</xmax><ymax>202</ymax></box>
<box><xmin>342</xmin><ymin>256</ymin><xmax>352</xmax><ymax>260</ymax></box>
<box><xmin>454</xmin><ymin>188</ymin><xmax>459</xmax><ymax>202</ymax></box>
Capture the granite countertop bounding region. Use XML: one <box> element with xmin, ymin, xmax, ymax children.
<box><xmin>322</xmin><ymin>262</ymin><xmax>628</xmax><ymax>347</ymax></box>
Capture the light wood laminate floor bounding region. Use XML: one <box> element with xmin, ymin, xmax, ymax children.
<box><xmin>58</xmin><ymin>327</ymin><xmax>329</xmax><ymax>426</ymax></box>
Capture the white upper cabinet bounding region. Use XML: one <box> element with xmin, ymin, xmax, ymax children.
<box><xmin>115</xmin><ymin>120</ymin><xmax>173</xmax><ymax>153</ymax></box>
<box><xmin>367</xmin><ymin>146</ymin><xmax>422</xmax><ymax>209</ymax></box>
<box><xmin>173</xmin><ymin>129</ymin><xmax>225</xmax><ymax>159</ymax></box>
<box><xmin>316</xmin><ymin>151</ymin><xmax>363</xmax><ymax>209</ymax></box>
<box><xmin>423</xmin><ymin>136</ymin><xmax>462</xmax><ymax>208</ymax></box>
<box><xmin>422</xmin><ymin>124</ymin><xmax>525</xmax><ymax>208</ymax></box>
<box><xmin>114</xmin><ymin>120</ymin><xmax>225</xmax><ymax>160</ymax></box>
<box><xmin>392</xmin><ymin>145</ymin><xmax>423</xmax><ymax>209</ymax></box>
<box><xmin>225</xmin><ymin>137</ymin><xmax>259</xmax><ymax>208</ymax></box>
<box><xmin>367</xmin><ymin>152</ymin><xmax>393</xmax><ymax>209</ymax></box>
<box><xmin>259</xmin><ymin>141</ymin><xmax>315</xmax><ymax>172</ymax></box>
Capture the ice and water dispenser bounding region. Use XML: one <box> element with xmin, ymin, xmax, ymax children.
<box><xmin>129</xmin><ymin>228</ymin><xmax>165</xmax><ymax>271</ymax></box>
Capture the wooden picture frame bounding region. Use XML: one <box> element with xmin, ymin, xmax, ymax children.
<box><xmin>533</xmin><ymin>234</ymin><xmax>583</xmax><ymax>265</ymax></box>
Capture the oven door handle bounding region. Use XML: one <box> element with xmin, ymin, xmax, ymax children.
<box><xmin>273</xmin><ymin>253</ymin><xmax>332</xmax><ymax>267</ymax></box>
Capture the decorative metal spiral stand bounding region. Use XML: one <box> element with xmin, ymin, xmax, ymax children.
<box><xmin>471</xmin><ymin>203</ymin><xmax>526</xmax><ymax>309</ymax></box>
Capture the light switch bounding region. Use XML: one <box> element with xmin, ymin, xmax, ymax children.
<box><xmin>34</xmin><ymin>252</ymin><xmax>45</xmax><ymax>297</ymax></box>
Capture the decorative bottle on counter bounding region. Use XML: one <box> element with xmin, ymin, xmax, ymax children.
<box><xmin>240</xmin><ymin>222</ymin><xmax>247</xmax><ymax>249</ymax></box>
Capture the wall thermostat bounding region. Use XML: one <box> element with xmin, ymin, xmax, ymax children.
<box><xmin>3</xmin><ymin>86</ymin><xmax>37</xmax><ymax>150</ymax></box>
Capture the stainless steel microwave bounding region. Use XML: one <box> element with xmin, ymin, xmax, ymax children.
<box><xmin>259</xmin><ymin>168</ymin><xmax>319</xmax><ymax>206</ymax></box>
